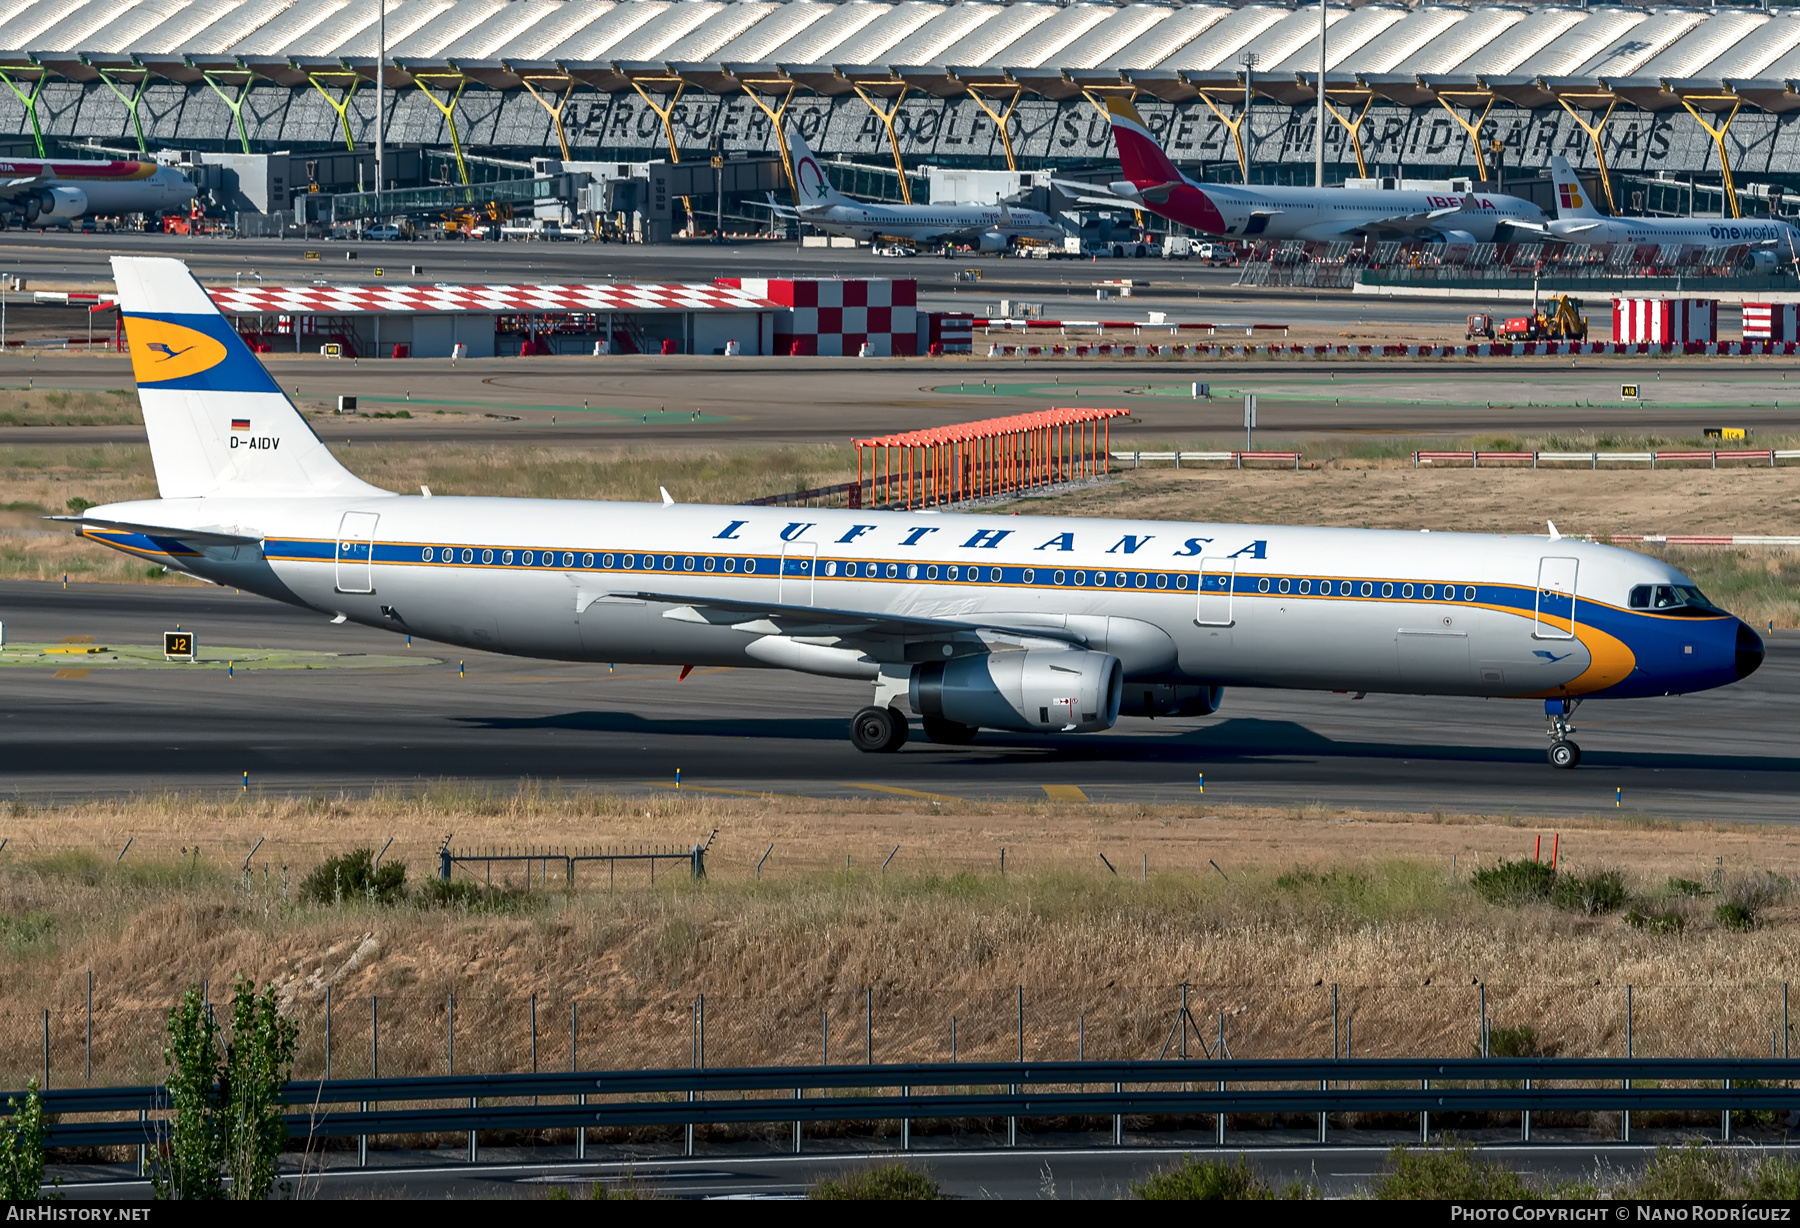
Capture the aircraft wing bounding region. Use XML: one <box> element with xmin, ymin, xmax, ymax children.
<box><xmin>0</xmin><ymin>175</ymin><xmax>45</xmax><ymax>200</ymax></box>
<box><xmin>47</xmin><ymin>515</ymin><xmax>263</xmax><ymax>547</ymax></box>
<box><xmin>1508</xmin><ymin>219</ymin><xmax>1605</xmax><ymax>240</ymax></box>
<box><xmin>627</xmin><ymin>589</ymin><xmax>1086</xmax><ymax>645</ymax></box>
<box><xmin>753</xmin><ymin>192</ymin><xmax>799</xmax><ymax>219</ymax></box>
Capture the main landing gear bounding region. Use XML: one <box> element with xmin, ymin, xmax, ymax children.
<box><xmin>1545</xmin><ymin>698</ymin><xmax>1582</xmax><ymax>769</ymax></box>
<box><xmin>850</xmin><ymin>706</ymin><xmax>909</xmax><ymax>753</ymax></box>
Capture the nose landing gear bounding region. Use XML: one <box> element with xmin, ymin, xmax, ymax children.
<box><xmin>1545</xmin><ymin>697</ymin><xmax>1582</xmax><ymax>768</ymax></box>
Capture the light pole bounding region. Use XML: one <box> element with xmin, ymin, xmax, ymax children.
<box><xmin>1241</xmin><ymin>53</ymin><xmax>1258</xmax><ymax>183</ymax></box>
<box><xmin>375</xmin><ymin>0</ymin><xmax>385</xmax><ymax>223</ymax></box>
<box><xmin>1315</xmin><ymin>0</ymin><xmax>1327</xmax><ymax>189</ymax></box>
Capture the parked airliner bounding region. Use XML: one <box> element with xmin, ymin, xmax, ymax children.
<box><xmin>1069</xmin><ymin>98</ymin><xmax>1547</xmax><ymax>243</ymax></box>
<box><xmin>67</xmin><ymin>257</ymin><xmax>1762</xmax><ymax>767</ymax></box>
<box><xmin>767</xmin><ymin>128</ymin><xmax>1063</xmax><ymax>251</ymax></box>
<box><xmin>0</xmin><ymin>159</ymin><xmax>194</xmax><ymax>227</ymax></box>
<box><xmin>1515</xmin><ymin>156</ymin><xmax>1800</xmax><ymax>269</ymax></box>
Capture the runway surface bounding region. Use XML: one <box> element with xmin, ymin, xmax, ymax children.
<box><xmin>4</xmin><ymin>581</ymin><xmax>1792</xmax><ymax>821</ymax></box>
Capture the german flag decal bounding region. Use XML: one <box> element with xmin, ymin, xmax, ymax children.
<box><xmin>231</xmin><ymin>418</ymin><xmax>250</xmax><ymax>431</ymax></box>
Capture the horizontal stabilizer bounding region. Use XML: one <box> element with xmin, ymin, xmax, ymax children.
<box><xmin>47</xmin><ymin>515</ymin><xmax>262</xmax><ymax>546</ymax></box>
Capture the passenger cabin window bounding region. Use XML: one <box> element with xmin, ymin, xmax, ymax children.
<box><xmin>1629</xmin><ymin>584</ymin><xmax>1727</xmax><ymax>616</ymax></box>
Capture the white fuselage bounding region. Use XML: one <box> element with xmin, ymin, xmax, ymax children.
<box><xmin>800</xmin><ymin>202</ymin><xmax>1063</xmax><ymax>245</ymax></box>
<box><xmin>1546</xmin><ymin>215</ymin><xmax>1800</xmax><ymax>250</ymax></box>
<box><xmin>1196</xmin><ymin>182</ymin><xmax>1546</xmax><ymax>243</ymax></box>
<box><xmin>84</xmin><ymin>495</ymin><xmax>1747</xmax><ymax>706</ymax></box>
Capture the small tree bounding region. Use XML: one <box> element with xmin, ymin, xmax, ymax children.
<box><xmin>155</xmin><ymin>989</ymin><xmax>225</xmax><ymax>1200</ymax></box>
<box><xmin>153</xmin><ymin>979</ymin><xmax>299</xmax><ymax>1201</ymax></box>
<box><xmin>0</xmin><ymin>1079</ymin><xmax>51</xmax><ymax>1200</ymax></box>
<box><xmin>222</xmin><ymin>977</ymin><xmax>298</xmax><ymax>1201</ymax></box>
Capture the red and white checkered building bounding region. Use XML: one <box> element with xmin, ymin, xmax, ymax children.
<box><xmin>717</xmin><ymin>278</ymin><xmax>917</xmax><ymax>356</ymax></box>
<box><xmin>207</xmin><ymin>282</ymin><xmax>782</xmax><ymax>358</ymax></box>
<box><xmin>1741</xmin><ymin>302</ymin><xmax>1799</xmax><ymax>341</ymax></box>
<box><xmin>1613</xmin><ymin>297</ymin><xmax>1717</xmax><ymax>345</ymax></box>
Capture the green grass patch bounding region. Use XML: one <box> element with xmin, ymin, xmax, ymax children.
<box><xmin>809</xmin><ymin>1164</ymin><xmax>941</xmax><ymax>1200</ymax></box>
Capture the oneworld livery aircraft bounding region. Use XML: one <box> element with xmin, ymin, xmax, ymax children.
<box><xmin>1075</xmin><ymin>98</ymin><xmax>1547</xmax><ymax>243</ymax></box>
<box><xmin>69</xmin><ymin>258</ymin><xmax>1763</xmax><ymax>767</ymax></box>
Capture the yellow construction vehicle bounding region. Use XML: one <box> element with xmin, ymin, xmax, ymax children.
<box><xmin>439</xmin><ymin>200</ymin><xmax>513</xmax><ymax>238</ymax></box>
<box><xmin>1499</xmin><ymin>294</ymin><xmax>1588</xmax><ymax>342</ymax></box>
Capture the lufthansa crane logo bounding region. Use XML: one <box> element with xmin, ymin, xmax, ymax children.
<box><xmin>124</xmin><ymin>317</ymin><xmax>228</xmax><ymax>384</ymax></box>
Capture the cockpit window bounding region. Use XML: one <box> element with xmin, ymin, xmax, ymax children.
<box><xmin>1628</xmin><ymin>584</ymin><xmax>1728</xmax><ymax>616</ymax></box>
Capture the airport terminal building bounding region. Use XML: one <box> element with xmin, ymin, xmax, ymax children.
<box><xmin>5</xmin><ymin>0</ymin><xmax>1800</xmax><ymax>216</ymax></box>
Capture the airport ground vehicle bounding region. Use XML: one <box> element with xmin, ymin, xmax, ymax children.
<box><xmin>1499</xmin><ymin>295</ymin><xmax>1588</xmax><ymax>342</ymax></box>
<box><xmin>1466</xmin><ymin>313</ymin><xmax>1495</xmax><ymax>340</ymax></box>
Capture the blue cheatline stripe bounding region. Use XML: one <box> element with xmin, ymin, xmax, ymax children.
<box><xmin>80</xmin><ymin>529</ymin><xmax>202</xmax><ymax>558</ymax></box>
<box><xmin>251</xmin><ymin>535</ymin><xmax>1695</xmax><ymax>623</ymax></box>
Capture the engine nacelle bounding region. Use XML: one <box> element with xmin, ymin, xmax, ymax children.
<box><xmin>911</xmin><ymin>649</ymin><xmax>1123</xmax><ymax>734</ymax></box>
<box><xmin>38</xmin><ymin>186</ymin><xmax>87</xmax><ymax>218</ymax></box>
<box><xmin>1118</xmin><ymin>683</ymin><xmax>1224</xmax><ymax>718</ymax></box>
<box><xmin>977</xmin><ymin>230</ymin><xmax>1009</xmax><ymax>253</ymax></box>
<box><xmin>1745</xmin><ymin>249</ymin><xmax>1778</xmax><ymax>274</ymax></box>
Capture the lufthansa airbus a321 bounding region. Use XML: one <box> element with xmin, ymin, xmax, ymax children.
<box><xmin>65</xmin><ymin>257</ymin><xmax>1764</xmax><ymax>768</ymax></box>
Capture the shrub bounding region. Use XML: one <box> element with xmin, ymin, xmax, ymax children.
<box><xmin>1625</xmin><ymin>903</ymin><xmax>1685</xmax><ymax>934</ymax></box>
<box><xmin>1470</xmin><ymin>859</ymin><xmax>1556</xmax><ymax>906</ymax></box>
<box><xmin>1667</xmin><ymin>876</ymin><xmax>1709</xmax><ymax>897</ymax></box>
<box><xmin>1741</xmin><ymin>1155</ymin><xmax>1800</xmax><ymax>1200</ymax></box>
<box><xmin>1372</xmin><ymin>1142</ymin><xmax>1538</xmax><ymax>1200</ymax></box>
<box><xmin>1715</xmin><ymin>901</ymin><xmax>1759</xmax><ymax>931</ymax></box>
<box><xmin>1629</xmin><ymin>1143</ymin><xmax>1733</xmax><ymax>1200</ymax></box>
<box><xmin>809</xmin><ymin>1164</ymin><xmax>941</xmax><ymax>1200</ymax></box>
<box><xmin>0</xmin><ymin>1079</ymin><xmax>51</xmax><ymax>1200</ymax></box>
<box><xmin>298</xmin><ymin>849</ymin><xmax>406</xmax><ymax>906</ymax></box>
<box><xmin>1484</xmin><ymin>1024</ymin><xmax>1550</xmax><ymax>1059</ymax></box>
<box><xmin>414</xmin><ymin>877</ymin><xmax>537</xmax><ymax>912</ymax></box>
<box><xmin>1137</xmin><ymin>1155</ymin><xmax>1275</xmax><ymax>1200</ymax></box>
<box><xmin>1552</xmin><ymin>868</ymin><xmax>1628</xmax><ymax>916</ymax></box>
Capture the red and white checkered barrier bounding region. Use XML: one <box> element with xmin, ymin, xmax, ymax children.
<box><xmin>1742</xmin><ymin>302</ymin><xmax>1799</xmax><ymax>341</ymax></box>
<box><xmin>1613</xmin><ymin>297</ymin><xmax>1717</xmax><ymax>345</ymax></box>
<box><xmin>208</xmin><ymin>282</ymin><xmax>780</xmax><ymax>314</ymax></box>
<box><xmin>717</xmin><ymin>278</ymin><xmax>917</xmax><ymax>357</ymax></box>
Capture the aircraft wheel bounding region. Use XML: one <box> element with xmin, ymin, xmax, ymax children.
<box><xmin>850</xmin><ymin>705</ymin><xmax>909</xmax><ymax>753</ymax></box>
<box><xmin>921</xmin><ymin>715</ymin><xmax>980</xmax><ymax>745</ymax></box>
<box><xmin>1547</xmin><ymin>740</ymin><xmax>1581</xmax><ymax>769</ymax></box>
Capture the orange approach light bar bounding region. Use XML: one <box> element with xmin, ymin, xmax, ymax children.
<box><xmin>856</xmin><ymin>406</ymin><xmax>1129</xmax><ymax>511</ymax></box>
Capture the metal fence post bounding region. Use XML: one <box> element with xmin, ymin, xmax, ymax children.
<box><xmin>361</xmin><ymin>996</ymin><xmax>375</xmax><ymax>1167</ymax></box>
<box><xmin>573</xmin><ymin>1002</ymin><xmax>585</xmax><ymax>1161</ymax></box>
<box><xmin>1421</xmin><ymin>1077</ymin><xmax>1429</xmax><ymax>1143</ymax></box>
<box><xmin>447</xmin><ymin>993</ymin><xmax>455</xmax><ymax>1075</ymax></box>
<box><xmin>1722</xmin><ymin>1077</ymin><xmax>1731</xmax><ymax>1142</ymax></box>
<box><xmin>530</xmin><ymin>994</ymin><xmax>538</xmax><ymax>1074</ymax></box>
<box><xmin>42</xmin><ymin>1009</ymin><xmax>48</xmax><ymax>1089</ymax></box>
<box><xmin>324</xmin><ymin>984</ymin><xmax>332</xmax><ymax>1081</ymax></box>
<box><xmin>1009</xmin><ymin>985</ymin><xmax>1021</xmax><ymax>1147</ymax></box>
<box><xmin>1622</xmin><ymin>984</ymin><xmax>1633</xmax><ymax>1143</ymax></box>
<box><xmin>85</xmin><ymin>971</ymin><xmax>92</xmax><ymax>1085</ymax></box>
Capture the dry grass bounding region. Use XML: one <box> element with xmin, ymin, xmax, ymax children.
<box><xmin>0</xmin><ymin>387</ymin><xmax>137</xmax><ymax>428</ymax></box>
<box><xmin>4</xmin><ymin>790</ymin><xmax>1798</xmax><ymax>1086</ymax></box>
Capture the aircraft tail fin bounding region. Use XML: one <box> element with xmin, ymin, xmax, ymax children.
<box><xmin>784</xmin><ymin>126</ymin><xmax>851</xmax><ymax>209</ymax></box>
<box><xmin>111</xmin><ymin>256</ymin><xmax>390</xmax><ymax>501</ymax></box>
<box><xmin>1548</xmin><ymin>155</ymin><xmax>1602</xmax><ymax>219</ymax></box>
<box><xmin>1105</xmin><ymin>97</ymin><xmax>1184</xmax><ymax>189</ymax></box>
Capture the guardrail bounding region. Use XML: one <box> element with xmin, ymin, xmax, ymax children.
<box><xmin>22</xmin><ymin>1057</ymin><xmax>1799</xmax><ymax>1153</ymax></box>
<box><xmin>1414</xmin><ymin>450</ymin><xmax>1800</xmax><ymax>469</ymax></box>
<box><xmin>1114</xmin><ymin>450</ymin><xmax>1302</xmax><ymax>470</ymax></box>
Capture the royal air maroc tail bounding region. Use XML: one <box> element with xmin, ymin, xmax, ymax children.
<box><xmin>1072</xmin><ymin>98</ymin><xmax>1546</xmax><ymax>243</ymax></box>
<box><xmin>69</xmin><ymin>256</ymin><xmax>1763</xmax><ymax>768</ymax></box>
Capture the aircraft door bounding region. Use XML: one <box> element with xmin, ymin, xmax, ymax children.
<box><xmin>1535</xmin><ymin>557</ymin><xmax>1578</xmax><ymax>640</ymax></box>
<box><xmin>335</xmin><ymin>511</ymin><xmax>379</xmax><ymax>594</ymax></box>
<box><xmin>780</xmin><ymin>541</ymin><xmax>818</xmax><ymax>606</ymax></box>
<box><xmin>1194</xmin><ymin>557</ymin><xmax>1236</xmax><ymax>627</ymax></box>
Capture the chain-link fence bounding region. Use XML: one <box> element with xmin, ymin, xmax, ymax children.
<box><xmin>3</xmin><ymin>980</ymin><xmax>1794</xmax><ymax>1091</ymax></box>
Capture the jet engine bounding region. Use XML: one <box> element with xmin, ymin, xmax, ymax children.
<box><xmin>1118</xmin><ymin>683</ymin><xmax>1224</xmax><ymax>718</ymax></box>
<box><xmin>1745</xmin><ymin>249</ymin><xmax>1778</xmax><ymax>274</ymax></box>
<box><xmin>37</xmin><ymin>186</ymin><xmax>87</xmax><ymax>218</ymax></box>
<box><xmin>977</xmin><ymin>230</ymin><xmax>1009</xmax><ymax>253</ymax></box>
<box><xmin>911</xmin><ymin>649</ymin><xmax>1123</xmax><ymax>733</ymax></box>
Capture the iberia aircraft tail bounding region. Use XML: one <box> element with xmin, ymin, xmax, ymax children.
<box><xmin>1548</xmin><ymin>155</ymin><xmax>1602</xmax><ymax>220</ymax></box>
<box><xmin>110</xmin><ymin>255</ymin><xmax>389</xmax><ymax>500</ymax></box>
<box><xmin>1105</xmin><ymin>97</ymin><xmax>1185</xmax><ymax>189</ymax></box>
